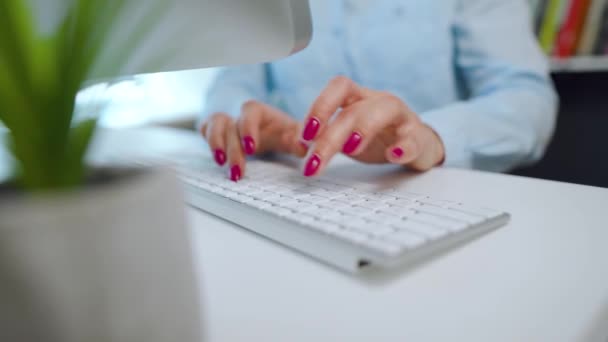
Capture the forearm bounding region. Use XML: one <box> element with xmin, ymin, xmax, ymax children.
<box><xmin>421</xmin><ymin>82</ymin><xmax>558</xmax><ymax>171</ymax></box>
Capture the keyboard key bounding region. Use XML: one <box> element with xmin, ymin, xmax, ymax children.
<box><xmin>333</xmin><ymin>194</ymin><xmax>366</xmax><ymax>204</ymax></box>
<box><xmin>418</xmin><ymin>198</ymin><xmax>458</xmax><ymax>208</ymax></box>
<box><xmin>311</xmin><ymin>221</ymin><xmax>342</xmax><ymax>234</ymax></box>
<box><xmin>378</xmin><ymin>206</ymin><xmax>418</xmax><ymax>218</ymax></box>
<box><xmin>278</xmin><ymin>199</ymin><xmax>304</xmax><ymax>210</ymax></box>
<box><xmin>264</xmin><ymin>205</ymin><xmax>293</xmax><ymax>217</ymax></box>
<box><xmin>448</xmin><ymin>203</ymin><xmax>504</xmax><ymax>219</ymax></box>
<box><xmin>393</xmin><ymin>219</ymin><xmax>449</xmax><ymax>240</ymax></box>
<box><xmin>384</xmin><ymin>231</ymin><xmax>426</xmax><ymax>248</ymax></box>
<box><xmin>357</xmin><ymin>199</ymin><xmax>391</xmax><ymax>210</ymax></box>
<box><xmin>300</xmin><ymin>194</ymin><xmax>332</xmax><ymax>204</ymax></box>
<box><xmin>366</xmin><ymin>211</ymin><xmax>403</xmax><ymax>225</ymax></box>
<box><xmin>417</xmin><ymin>204</ymin><xmax>484</xmax><ymax>224</ymax></box>
<box><xmin>365</xmin><ymin>239</ymin><xmax>403</xmax><ymax>257</ymax></box>
<box><xmin>382</xmin><ymin>198</ymin><xmax>418</xmax><ymax>208</ymax></box>
<box><xmin>298</xmin><ymin>203</ymin><xmax>326</xmax><ymax>213</ymax></box>
<box><xmin>331</xmin><ymin>228</ymin><xmax>368</xmax><ymax>245</ymax></box>
<box><xmin>249</xmin><ymin>199</ymin><xmax>272</xmax><ymax>209</ymax></box>
<box><xmin>410</xmin><ymin>212</ymin><xmax>469</xmax><ymax>232</ymax></box>
<box><xmin>290</xmin><ymin>213</ymin><xmax>318</xmax><ymax>225</ymax></box>
<box><xmin>324</xmin><ymin>200</ymin><xmax>352</xmax><ymax>210</ymax></box>
<box><xmin>350</xmin><ymin>222</ymin><xmax>395</xmax><ymax>237</ymax></box>
<box><xmin>338</xmin><ymin>205</ymin><xmax>374</xmax><ymax>218</ymax></box>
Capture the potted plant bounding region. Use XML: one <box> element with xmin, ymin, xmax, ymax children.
<box><xmin>0</xmin><ymin>1</ymin><xmax>201</xmax><ymax>341</ymax></box>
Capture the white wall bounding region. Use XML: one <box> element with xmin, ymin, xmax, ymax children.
<box><xmin>76</xmin><ymin>68</ymin><xmax>218</xmax><ymax>128</ymax></box>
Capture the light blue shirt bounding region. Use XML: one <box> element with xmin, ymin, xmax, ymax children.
<box><xmin>202</xmin><ymin>0</ymin><xmax>558</xmax><ymax>172</ymax></box>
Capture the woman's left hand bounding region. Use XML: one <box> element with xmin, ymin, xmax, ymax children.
<box><xmin>300</xmin><ymin>76</ymin><xmax>445</xmax><ymax>177</ymax></box>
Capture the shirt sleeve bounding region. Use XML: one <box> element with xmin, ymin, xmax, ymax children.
<box><xmin>197</xmin><ymin>64</ymin><xmax>269</xmax><ymax>129</ymax></box>
<box><xmin>420</xmin><ymin>0</ymin><xmax>558</xmax><ymax>172</ymax></box>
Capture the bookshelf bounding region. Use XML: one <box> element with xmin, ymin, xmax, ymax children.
<box><xmin>550</xmin><ymin>56</ymin><xmax>608</xmax><ymax>72</ymax></box>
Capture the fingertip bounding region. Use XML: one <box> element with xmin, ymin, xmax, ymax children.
<box><xmin>228</xmin><ymin>164</ymin><xmax>242</xmax><ymax>182</ymax></box>
<box><xmin>391</xmin><ymin>147</ymin><xmax>404</xmax><ymax>159</ymax></box>
<box><xmin>386</xmin><ymin>144</ymin><xmax>417</xmax><ymax>165</ymax></box>
<box><xmin>242</xmin><ymin>136</ymin><xmax>256</xmax><ymax>155</ymax></box>
<box><xmin>199</xmin><ymin>122</ymin><xmax>207</xmax><ymax>138</ymax></box>
<box><xmin>295</xmin><ymin>140</ymin><xmax>310</xmax><ymax>157</ymax></box>
<box><xmin>342</xmin><ymin>131</ymin><xmax>363</xmax><ymax>155</ymax></box>
<box><xmin>301</xmin><ymin>116</ymin><xmax>321</xmax><ymax>141</ymax></box>
<box><xmin>303</xmin><ymin>153</ymin><xmax>322</xmax><ymax>177</ymax></box>
<box><xmin>214</xmin><ymin>148</ymin><xmax>226</xmax><ymax>166</ymax></box>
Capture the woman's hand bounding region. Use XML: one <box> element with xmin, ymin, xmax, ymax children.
<box><xmin>300</xmin><ymin>76</ymin><xmax>445</xmax><ymax>177</ymax></box>
<box><xmin>201</xmin><ymin>100</ymin><xmax>308</xmax><ymax>181</ymax></box>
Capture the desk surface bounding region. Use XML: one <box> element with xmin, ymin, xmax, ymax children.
<box><xmin>8</xmin><ymin>127</ymin><xmax>608</xmax><ymax>341</ymax></box>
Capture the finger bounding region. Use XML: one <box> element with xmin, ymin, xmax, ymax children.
<box><xmin>303</xmin><ymin>96</ymin><xmax>407</xmax><ymax>177</ymax></box>
<box><xmin>341</xmin><ymin>95</ymin><xmax>409</xmax><ymax>156</ymax></box>
<box><xmin>237</xmin><ymin>100</ymin><xmax>265</xmax><ymax>155</ymax></box>
<box><xmin>301</xmin><ymin>76</ymin><xmax>364</xmax><ymax>142</ymax></box>
<box><xmin>388</xmin><ymin>124</ymin><xmax>445</xmax><ymax>171</ymax></box>
<box><xmin>386</xmin><ymin>134</ymin><xmax>422</xmax><ymax>166</ymax></box>
<box><xmin>279</xmin><ymin>122</ymin><xmax>309</xmax><ymax>157</ymax></box>
<box><xmin>226</xmin><ymin>122</ymin><xmax>246</xmax><ymax>182</ymax></box>
<box><xmin>201</xmin><ymin>113</ymin><xmax>231</xmax><ymax>166</ymax></box>
<box><xmin>238</xmin><ymin>100</ymin><xmax>303</xmax><ymax>156</ymax></box>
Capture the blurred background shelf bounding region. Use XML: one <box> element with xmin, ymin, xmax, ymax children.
<box><xmin>550</xmin><ymin>56</ymin><xmax>608</xmax><ymax>72</ymax></box>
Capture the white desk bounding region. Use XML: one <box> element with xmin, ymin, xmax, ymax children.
<box><xmin>9</xmin><ymin>127</ymin><xmax>608</xmax><ymax>341</ymax></box>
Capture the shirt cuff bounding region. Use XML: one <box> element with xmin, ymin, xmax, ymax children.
<box><xmin>197</xmin><ymin>90</ymin><xmax>257</xmax><ymax>131</ymax></box>
<box><xmin>419</xmin><ymin>103</ymin><xmax>473</xmax><ymax>169</ymax></box>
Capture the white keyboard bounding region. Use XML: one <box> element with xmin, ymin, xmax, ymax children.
<box><xmin>164</xmin><ymin>157</ymin><xmax>510</xmax><ymax>272</ymax></box>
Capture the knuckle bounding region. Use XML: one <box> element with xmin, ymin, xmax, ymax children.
<box><xmin>379</xmin><ymin>92</ymin><xmax>400</xmax><ymax>104</ymax></box>
<box><xmin>210</xmin><ymin>112</ymin><xmax>231</xmax><ymax>123</ymax></box>
<box><xmin>241</xmin><ymin>99</ymin><xmax>261</xmax><ymax>114</ymax></box>
<box><xmin>330</xmin><ymin>75</ymin><xmax>351</xmax><ymax>89</ymax></box>
<box><xmin>379</xmin><ymin>93</ymin><xmax>407</xmax><ymax>114</ymax></box>
<box><xmin>315</xmin><ymin>133</ymin><xmax>340</xmax><ymax>155</ymax></box>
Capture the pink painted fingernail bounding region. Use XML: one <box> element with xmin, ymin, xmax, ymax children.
<box><xmin>303</xmin><ymin>154</ymin><xmax>321</xmax><ymax>177</ymax></box>
<box><xmin>302</xmin><ymin>117</ymin><xmax>320</xmax><ymax>141</ymax></box>
<box><xmin>229</xmin><ymin>165</ymin><xmax>242</xmax><ymax>182</ymax></box>
<box><xmin>214</xmin><ymin>149</ymin><xmax>226</xmax><ymax>166</ymax></box>
<box><xmin>342</xmin><ymin>132</ymin><xmax>362</xmax><ymax>154</ymax></box>
<box><xmin>242</xmin><ymin>136</ymin><xmax>255</xmax><ymax>155</ymax></box>
<box><xmin>392</xmin><ymin>147</ymin><xmax>404</xmax><ymax>159</ymax></box>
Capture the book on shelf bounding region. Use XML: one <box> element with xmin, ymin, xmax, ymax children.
<box><xmin>554</xmin><ymin>0</ymin><xmax>591</xmax><ymax>58</ymax></box>
<box><xmin>532</xmin><ymin>0</ymin><xmax>608</xmax><ymax>59</ymax></box>
<box><xmin>577</xmin><ymin>0</ymin><xmax>607</xmax><ymax>54</ymax></box>
<box><xmin>593</xmin><ymin>1</ymin><xmax>608</xmax><ymax>54</ymax></box>
<box><xmin>538</xmin><ymin>0</ymin><xmax>566</xmax><ymax>54</ymax></box>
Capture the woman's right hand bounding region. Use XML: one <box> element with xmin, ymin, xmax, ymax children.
<box><xmin>200</xmin><ymin>100</ymin><xmax>308</xmax><ymax>182</ymax></box>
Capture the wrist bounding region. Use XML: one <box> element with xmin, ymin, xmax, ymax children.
<box><xmin>427</xmin><ymin>124</ymin><xmax>445</xmax><ymax>166</ymax></box>
<box><xmin>409</xmin><ymin>124</ymin><xmax>445</xmax><ymax>171</ymax></box>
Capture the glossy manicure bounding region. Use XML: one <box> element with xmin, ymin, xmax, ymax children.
<box><xmin>304</xmin><ymin>154</ymin><xmax>321</xmax><ymax>177</ymax></box>
<box><xmin>302</xmin><ymin>117</ymin><xmax>320</xmax><ymax>141</ymax></box>
<box><xmin>242</xmin><ymin>136</ymin><xmax>255</xmax><ymax>155</ymax></box>
<box><xmin>392</xmin><ymin>147</ymin><xmax>404</xmax><ymax>159</ymax></box>
<box><xmin>229</xmin><ymin>165</ymin><xmax>242</xmax><ymax>182</ymax></box>
<box><xmin>342</xmin><ymin>132</ymin><xmax>362</xmax><ymax>154</ymax></box>
<box><xmin>214</xmin><ymin>149</ymin><xmax>226</xmax><ymax>166</ymax></box>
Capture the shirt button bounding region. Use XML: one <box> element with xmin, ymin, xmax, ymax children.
<box><xmin>344</xmin><ymin>0</ymin><xmax>356</xmax><ymax>14</ymax></box>
<box><xmin>394</xmin><ymin>6</ymin><xmax>405</xmax><ymax>17</ymax></box>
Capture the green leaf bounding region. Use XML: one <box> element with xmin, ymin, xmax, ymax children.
<box><xmin>0</xmin><ymin>0</ymin><xmax>166</xmax><ymax>191</ymax></box>
<box><xmin>63</xmin><ymin>118</ymin><xmax>97</xmax><ymax>186</ymax></box>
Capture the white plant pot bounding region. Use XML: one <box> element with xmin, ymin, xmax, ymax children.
<box><xmin>0</xmin><ymin>168</ymin><xmax>202</xmax><ymax>342</ymax></box>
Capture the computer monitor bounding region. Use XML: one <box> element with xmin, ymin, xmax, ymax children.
<box><xmin>31</xmin><ymin>0</ymin><xmax>312</xmax><ymax>79</ymax></box>
<box><xmin>78</xmin><ymin>0</ymin><xmax>311</xmax><ymax>79</ymax></box>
